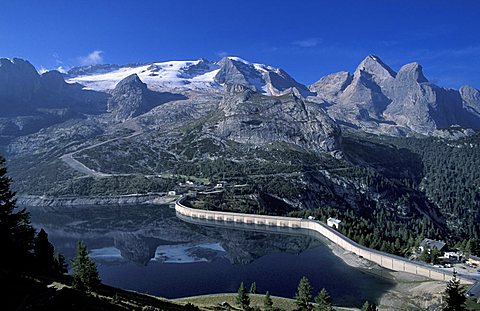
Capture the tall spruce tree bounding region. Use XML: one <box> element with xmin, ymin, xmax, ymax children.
<box><xmin>315</xmin><ymin>288</ymin><xmax>333</xmax><ymax>311</ymax></box>
<box><xmin>236</xmin><ymin>282</ymin><xmax>250</xmax><ymax>310</ymax></box>
<box><xmin>250</xmin><ymin>282</ymin><xmax>257</xmax><ymax>294</ymax></box>
<box><xmin>361</xmin><ymin>301</ymin><xmax>378</xmax><ymax>311</ymax></box>
<box><xmin>33</xmin><ymin>228</ymin><xmax>56</xmax><ymax>274</ymax></box>
<box><xmin>54</xmin><ymin>253</ymin><xmax>68</xmax><ymax>275</ymax></box>
<box><xmin>71</xmin><ymin>241</ymin><xmax>101</xmax><ymax>292</ymax></box>
<box><xmin>295</xmin><ymin>276</ymin><xmax>313</xmax><ymax>311</ymax></box>
<box><xmin>0</xmin><ymin>156</ymin><xmax>35</xmax><ymax>274</ymax></box>
<box><xmin>264</xmin><ymin>291</ymin><xmax>273</xmax><ymax>311</ymax></box>
<box><xmin>443</xmin><ymin>271</ymin><xmax>466</xmax><ymax>311</ymax></box>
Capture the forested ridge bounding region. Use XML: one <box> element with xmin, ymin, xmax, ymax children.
<box><xmin>185</xmin><ymin>131</ymin><xmax>480</xmax><ymax>257</ymax></box>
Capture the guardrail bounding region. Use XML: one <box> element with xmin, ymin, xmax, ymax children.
<box><xmin>175</xmin><ymin>196</ymin><xmax>475</xmax><ymax>285</ymax></box>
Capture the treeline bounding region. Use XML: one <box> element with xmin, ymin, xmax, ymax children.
<box><xmin>388</xmin><ymin>134</ymin><xmax>480</xmax><ymax>240</ymax></box>
<box><xmin>289</xmin><ymin>205</ymin><xmax>442</xmax><ymax>256</ymax></box>
<box><xmin>0</xmin><ymin>156</ymin><xmax>104</xmax><ymax>308</ymax></box>
<box><xmin>234</xmin><ymin>277</ymin><xmax>378</xmax><ymax>311</ymax></box>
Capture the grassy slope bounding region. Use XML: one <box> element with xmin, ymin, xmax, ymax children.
<box><xmin>176</xmin><ymin>293</ymin><xmax>358</xmax><ymax>311</ymax></box>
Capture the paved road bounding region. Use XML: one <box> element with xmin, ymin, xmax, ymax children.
<box><xmin>60</xmin><ymin>129</ymin><xmax>143</xmax><ymax>178</ymax></box>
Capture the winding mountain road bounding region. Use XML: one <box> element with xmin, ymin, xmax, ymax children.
<box><xmin>60</xmin><ymin>128</ymin><xmax>143</xmax><ymax>178</ymax></box>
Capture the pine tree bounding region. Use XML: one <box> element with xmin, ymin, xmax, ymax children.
<box><xmin>54</xmin><ymin>253</ymin><xmax>68</xmax><ymax>275</ymax></box>
<box><xmin>315</xmin><ymin>288</ymin><xmax>333</xmax><ymax>311</ymax></box>
<box><xmin>236</xmin><ymin>282</ymin><xmax>250</xmax><ymax>310</ymax></box>
<box><xmin>71</xmin><ymin>241</ymin><xmax>101</xmax><ymax>292</ymax></box>
<box><xmin>361</xmin><ymin>301</ymin><xmax>377</xmax><ymax>311</ymax></box>
<box><xmin>250</xmin><ymin>282</ymin><xmax>257</xmax><ymax>294</ymax></box>
<box><xmin>263</xmin><ymin>291</ymin><xmax>273</xmax><ymax>311</ymax></box>
<box><xmin>442</xmin><ymin>271</ymin><xmax>466</xmax><ymax>311</ymax></box>
<box><xmin>33</xmin><ymin>228</ymin><xmax>55</xmax><ymax>274</ymax></box>
<box><xmin>0</xmin><ymin>156</ymin><xmax>35</xmax><ymax>274</ymax></box>
<box><xmin>295</xmin><ymin>276</ymin><xmax>313</xmax><ymax>311</ymax></box>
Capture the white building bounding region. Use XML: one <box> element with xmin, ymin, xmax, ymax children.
<box><xmin>443</xmin><ymin>251</ymin><xmax>463</xmax><ymax>261</ymax></box>
<box><xmin>327</xmin><ymin>217</ymin><xmax>341</xmax><ymax>229</ymax></box>
<box><xmin>167</xmin><ymin>191</ymin><xmax>176</xmax><ymax>196</ymax></box>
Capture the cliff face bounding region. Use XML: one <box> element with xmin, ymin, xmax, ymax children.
<box><xmin>309</xmin><ymin>55</ymin><xmax>480</xmax><ymax>135</ymax></box>
<box><xmin>107</xmin><ymin>74</ymin><xmax>187</xmax><ymax>122</ymax></box>
<box><xmin>212</xmin><ymin>84</ymin><xmax>342</xmax><ymax>156</ymax></box>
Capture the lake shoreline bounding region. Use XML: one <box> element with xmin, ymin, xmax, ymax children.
<box><xmin>16</xmin><ymin>193</ymin><xmax>178</xmax><ymax>209</ymax></box>
<box><xmin>327</xmin><ymin>242</ymin><xmax>446</xmax><ymax>309</ymax></box>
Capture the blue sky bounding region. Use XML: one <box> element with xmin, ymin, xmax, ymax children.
<box><xmin>1</xmin><ymin>0</ymin><xmax>479</xmax><ymax>88</ymax></box>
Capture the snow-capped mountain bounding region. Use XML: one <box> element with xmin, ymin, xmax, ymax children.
<box><xmin>2</xmin><ymin>54</ymin><xmax>480</xmax><ymax>141</ymax></box>
<box><xmin>66</xmin><ymin>59</ymin><xmax>221</xmax><ymax>93</ymax></box>
<box><xmin>66</xmin><ymin>56</ymin><xmax>312</xmax><ymax>96</ymax></box>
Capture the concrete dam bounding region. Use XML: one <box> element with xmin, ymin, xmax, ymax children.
<box><xmin>175</xmin><ymin>197</ymin><xmax>475</xmax><ymax>285</ymax></box>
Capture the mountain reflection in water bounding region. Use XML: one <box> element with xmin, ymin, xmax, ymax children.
<box><xmin>29</xmin><ymin>204</ymin><xmax>394</xmax><ymax>307</ymax></box>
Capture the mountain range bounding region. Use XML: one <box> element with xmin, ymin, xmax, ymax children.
<box><xmin>1</xmin><ymin>54</ymin><xmax>478</xmax><ymax>146</ymax></box>
<box><xmin>1</xmin><ymin>54</ymin><xmax>479</xmax><ymax>245</ymax></box>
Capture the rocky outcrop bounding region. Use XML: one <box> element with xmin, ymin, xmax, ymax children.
<box><xmin>0</xmin><ymin>58</ymin><xmax>41</xmax><ymax>116</ymax></box>
<box><xmin>460</xmin><ymin>85</ymin><xmax>480</xmax><ymax>117</ymax></box>
<box><xmin>384</xmin><ymin>63</ymin><xmax>467</xmax><ymax>134</ymax></box>
<box><xmin>0</xmin><ymin>58</ymin><xmax>107</xmax><ymax>116</ymax></box>
<box><xmin>212</xmin><ymin>84</ymin><xmax>341</xmax><ymax>156</ymax></box>
<box><xmin>107</xmin><ymin>74</ymin><xmax>187</xmax><ymax>122</ymax></box>
<box><xmin>0</xmin><ymin>58</ymin><xmax>109</xmax><ymax>141</ymax></box>
<box><xmin>309</xmin><ymin>71</ymin><xmax>352</xmax><ymax>101</ymax></box>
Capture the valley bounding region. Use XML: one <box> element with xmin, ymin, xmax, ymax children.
<box><xmin>1</xmin><ymin>53</ymin><xmax>480</xmax><ymax>309</ymax></box>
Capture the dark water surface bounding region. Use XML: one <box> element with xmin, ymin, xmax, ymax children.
<box><xmin>29</xmin><ymin>204</ymin><xmax>394</xmax><ymax>307</ymax></box>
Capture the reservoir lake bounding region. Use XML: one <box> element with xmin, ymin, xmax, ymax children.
<box><xmin>29</xmin><ymin>204</ymin><xmax>394</xmax><ymax>307</ymax></box>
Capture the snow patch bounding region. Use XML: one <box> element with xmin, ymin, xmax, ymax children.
<box><xmin>151</xmin><ymin>242</ymin><xmax>225</xmax><ymax>264</ymax></box>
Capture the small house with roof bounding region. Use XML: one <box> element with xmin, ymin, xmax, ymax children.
<box><xmin>419</xmin><ymin>238</ymin><xmax>447</xmax><ymax>254</ymax></box>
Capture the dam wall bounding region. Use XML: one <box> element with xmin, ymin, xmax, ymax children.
<box><xmin>175</xmin><ymin>198</ymin><xmax>474</xmax><ymax>285</ymax></box>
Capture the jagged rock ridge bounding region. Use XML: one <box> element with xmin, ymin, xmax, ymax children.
<box><xmin>309</xmin><ymin>55</ymin><xmax>480</xmax><ymax>135</ymax></box>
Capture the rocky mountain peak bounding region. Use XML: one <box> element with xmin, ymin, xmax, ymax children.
<box><xmin>40</xmin><ymin>70</ymin><xmax>69</xmax><ymax>90</ymax></box>
<box><xmin>107</xmin><ymin>74</ymin><xmax>150</xmax><ymax>121</ymax></box>
<box><xmin>0</xmin><ymin>58</ymin><xmax>41</xmax><ymax>115</ymax></box>
<box><xmin>460</xmin><ymin>85</ymin><xmax>480</xmax><ymax>100</ymax></box>
<box><xmin>309</xmin><ymin>71</ymin><xmax>352</xmax><ymax>100</ymax></box>
<box><xmin>396</xmin><ymin>62</ymin><xmax>428</xmax><ymax>84</ymax></box>
<box><xmin>214</xmin><ymin>56</ymin><xmax>260</xmax><ymax>90</ymax></box>
<box><xmin>460</xmin><ymin>85</ymin><xmax>480</xmax><ymax>116</ymax></box>
<box><xmin>215</xmin><ymin>56</ymin><xmax>312</xmax><ymax>97</ymax></box>
<box><xmin>107</xmin><ymin>74</ymin><xmax>186</xmax><ymax>122</ymax></box>
<box><xmin>354</xmin><ymin>55</ymin><xmax>397</xmax><ymax>80</ymax></box>
<box><xmin>116</xmin><ymin>73</ymin><xmax>146</xmax><ymax>89</ymax></box>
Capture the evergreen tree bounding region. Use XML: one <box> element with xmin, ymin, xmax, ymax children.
<box><xmin>250</xmin><ymin>282</ymin><xmax>257</xmax><ymax>294</ymax></box>
<box><xmin>236</xmin><ymin>282</ymin><xmax>250</xmax><ymax>310</ymax></box>
<box><xmin>0</xmin><ymin>156</ymin><xmax>35</xmax><ymax>273</ymax></box>
<box><xmin>54</xmin><ymin>253</ymin><xmax>68</xmax><ymax>275</ymax></box>
<box><xmin>295</xmin><ymin>276</ymin><xmax>313</xmax><ymax>311</ymax></box>
<box><xmin>315</xmin><ymin>288</ymin><xmax>333</xmax><ymax>311</ymax></box>
<box><xmin>33</xmin><ymin>228</ymin><xmax>55</xmax><ymax>274</ymax></box>
<box><xmin>71</xmin><ymin>241</ymin><xmax>101</xmax><ymax>292</ymax></box>
<box><xmin>431</xmin><ymin>248</ymin><xmax>441</xmax><ymax>265</ymax></box>
<box><xmin>361</xmin><ymin>301</ymin><xmax>377</xmax><ymax>311</ymax></box>
<box><xmin>420</xmin><ymin>248</ymin><xmax>431</xmax><ymax>263</ymax></box>
<box><xmin>442</xmin><ymin>271</ymin><xmax>466</xmax><ymax>311</ymax></box>
<box><xmin>263</xmin><ymin>291</ymin><xmax>273</xmax><ymax>311</ymax></box>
